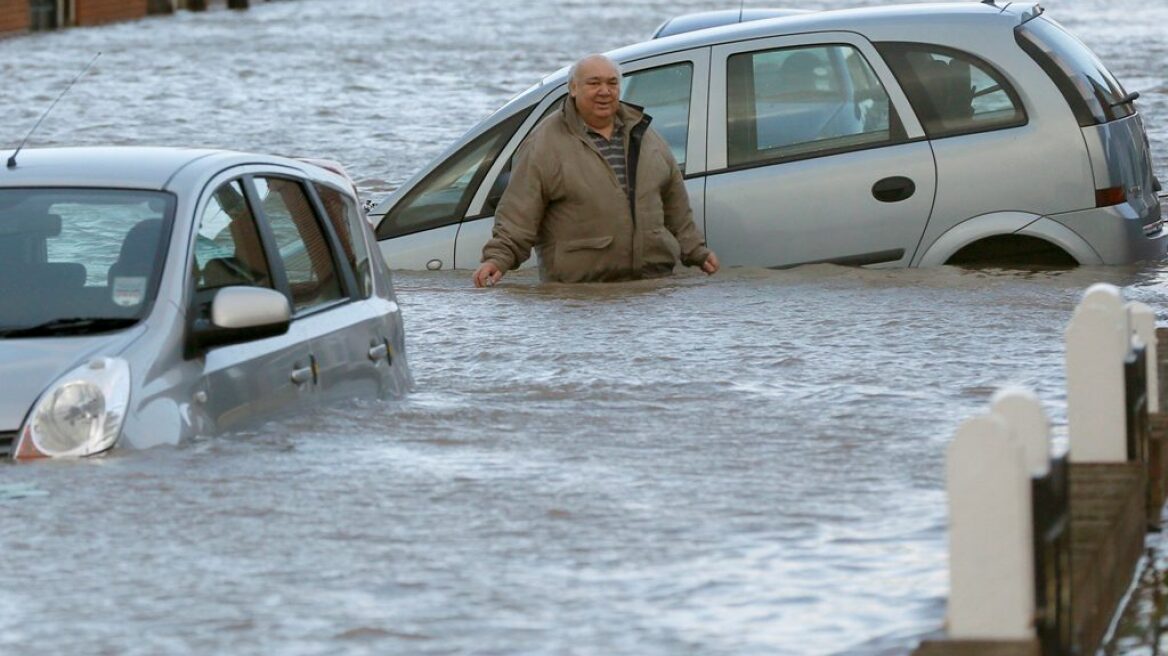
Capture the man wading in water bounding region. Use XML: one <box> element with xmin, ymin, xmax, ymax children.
<box><xmin>473</xmin><ymin>54</ymin><xmax>719</xmax><ymax>287</ymax></box>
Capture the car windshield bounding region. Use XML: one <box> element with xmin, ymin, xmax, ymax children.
<box><xmin>0</xmin><ymin>188</ymin><xmax>174</xmax><ymax>337</ymax></box>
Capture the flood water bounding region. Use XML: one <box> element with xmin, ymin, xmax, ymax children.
<box><xmin>3</xmin><ymin>1</ymin><xmax>1168</xmax><ymax>654</ymax></box>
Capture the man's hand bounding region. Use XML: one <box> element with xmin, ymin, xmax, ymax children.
<box><xmin>473</xmin><ymin>261</ymin><xmax>503</xmax><ymax>288</ymax></box>
<box><xmin>701</xmin><ymin>251</ymin><xmax>720</xmax><ymax>275</ymax></box>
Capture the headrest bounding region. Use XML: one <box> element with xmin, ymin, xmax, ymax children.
<box><xmin>0</xmin><ymin>212</ymin><xmax>61</xmax><ymax>237</ymax></box>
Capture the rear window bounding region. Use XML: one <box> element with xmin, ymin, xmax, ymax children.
<box><xmin>1015</xmin><ymin>17</ymin><xmax>1135</xmax><ymax>126</ymax></box>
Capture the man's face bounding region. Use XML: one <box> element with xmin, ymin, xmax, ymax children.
<box><xmin>570</xmin><ymin>57</ymin><xmax>621</xmax><ymax>128</ymax></box>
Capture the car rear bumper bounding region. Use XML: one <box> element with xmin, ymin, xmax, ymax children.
<box><xmin>1046</xmin><ymin>197</ymin><xmax>1167</xmax><ymax>265</ymax></box>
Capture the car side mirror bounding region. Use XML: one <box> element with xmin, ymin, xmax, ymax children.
<box><xmin>186</xmin><ymin>286</ymin><xmax>291</xmax><ymax>357</ymax></box>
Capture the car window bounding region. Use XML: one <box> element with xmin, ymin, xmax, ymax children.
<box><xmin>378</xmin><ymin>110</ymin><xmax>529</xmax><ymax>240</ymax></box>
<box><xmin>622</xmin><ymin>62</ymin><xmax>694</xmax><ymax>169</ymax></box>
<box><xmin>877</xmin><ymin>43</ymin><xmax>1027</xmax><ymax>138</ymax></box>
<box><xmin>726</xmin><ymin>44</ymin><xmax>898</xmax><ymax>167</ymax></box>
<box><xmin>0</xmin><ymin>188</ymin><xmax>173</xmax><ymax>334</ymax></box>
<box><xmin>1015</xmin><ymin>17</ymin><xmax>1135</xmax><ymax>126</ymax></box>
<box><xmin>315</xmin><ymin>183</ymin><xmax>372</xmax><ymax>298</ymax></box>
<box><xmin>195</xmin><ymin>180</ymin><xmax>273</xmax><ymax>292</ymax></box>
<box><xmin>253</xmin><ymin>176</ymin><xmax>343</xmax><ymax>313</ymax></box>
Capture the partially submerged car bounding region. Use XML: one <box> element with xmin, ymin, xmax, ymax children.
<box><xmin>373</xmin><ymin>2</ymin><xmax>1165</xmax><ymax>271</ymax></box>
<box><xmin>0</xmin><ymin>147</ymin><xmax>411</xmax><ymax>460</ymax></box>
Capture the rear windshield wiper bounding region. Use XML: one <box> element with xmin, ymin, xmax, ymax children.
<box><xmin>1110</xmin><ymin>90</ymin><xmax>1140</xmax><ymax>108</ymax></box>
<box><xmin>0</xmin><ymin>317</ymin><xmax>139</xmax><ymax>338</ymax></box>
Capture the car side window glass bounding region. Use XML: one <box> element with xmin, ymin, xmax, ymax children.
<box><xmin>378</xmin><ymin>110</ymin><xmax>529</xmax><ymax>240</ymax></box>
<box><xmin>622</xmin><ymin>62</ymin><xmax>694</xmax><ymax>170</ymax></box>
<box><xmin>877</xmin><ymin>43</ymin><xmax>1026</xmax><ymax>138</ymax></box>
<box><xmin>315</xmin><ymin>183</ymin><xmax>372</xmax><ymax>299</ymax></box>
<box><xmin>254</xmin><ymin>176</ymin><xmax>343</xmax><ymax>312</ymax></box>
<box><xmin>726</xmin><ymin>44</ymin><xmax>898</xmax><ymax>167</ymax></box>
<box><xmin>195</xmin><ymin>180</ymin><xmax>273</xmax><ymax>292</ymax></box>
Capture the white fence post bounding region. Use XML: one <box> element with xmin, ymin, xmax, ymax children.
<box><xmin>1066</xmin><ymin>283</ymin><xmax>1130</xmax><ymax>462</ymax></box>
<box><xmin>946</xmin><ymin>413</ymin><xmax>1035</xmax><ymax>639</ymax></box>
<box><xmin>992</xmin><ymin>387</ymin><xmax>1052</xmax><ymax>477</ymax></box>
<box><xmin>1128</xmin><ymin>301</ymin><xmax>1159</xmax><ymax>414</ymax></box>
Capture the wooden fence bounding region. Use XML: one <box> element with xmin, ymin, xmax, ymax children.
<box><xmin>916</xmin><ymin>283</ymin><xmax>1164</xmax><ymax>655</ymax></box>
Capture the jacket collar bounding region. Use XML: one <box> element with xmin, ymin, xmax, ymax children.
<box><xmin>562</xmin><ymin>98</ymin><xmax>649</xmax><ymax>140</ymax></box>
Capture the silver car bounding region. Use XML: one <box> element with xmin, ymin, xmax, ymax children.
<box><xmin>373</xmin><ymin>2</ymin><xmax>1165</xmax><ymax>271</ymax></box>
<box><xmin>0</xmin><ymin>147</ymin><xmax>411</xmax><ymax>461</ymax></box>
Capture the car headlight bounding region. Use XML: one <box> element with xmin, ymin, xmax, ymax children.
<box><xmin>19</xmin><ymin>357</ymin><xmax>131</xmax><ymax>458</ymax></box>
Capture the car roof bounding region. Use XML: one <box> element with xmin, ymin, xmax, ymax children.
<box><xmin>510</xmin><ymin>2</ymin><xmax>1034</xmax><ymax>104</ymax></box>
<box><xmin>0</xmin><ymin>146</ymin><xmax>322</xmax><ymax>191</ymax></box>
<box><xmin>623</xmin><ymin>2</ymin><xmax>1034</xmax><ymax>61</ymax></box>
<box><xmin>652</xmin><ymin>8</ymin><xmax>814</xmax><ymax>39</ymax></box>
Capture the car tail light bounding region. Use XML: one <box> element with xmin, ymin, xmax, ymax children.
<box><xmin>1095</xmin><ymin>186</ymin><xmax>1126</xmax><ymax>207</ymax></box>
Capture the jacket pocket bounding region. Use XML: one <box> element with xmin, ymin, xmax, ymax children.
<box><xmin>645</xmin><ymin>228</ymin><xmax>679</xmax><ymax>263</ymax></box>
<box><xmin>551</xmin><ymin>235</ymin><xmax>617</xmax><ymax>282</ymax></box>
<box><xmin>560</xmin><ymin>235</ymin><xmax>614</xmax><ymax>252</ymax></box>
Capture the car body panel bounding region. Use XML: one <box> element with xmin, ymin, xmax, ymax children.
<box><xmin>379</xmin><ymin>223</ymin><xmax>457</xmax><ymax>270</ymax></box>
<box><xmin>1046</xmin><ymin>204</ymin><xmax>1166</xmax><ymax>265</ymax></box>
<box><xmin>705</xmin><ymin>141</ymin><xmax>936</xmax><ymax>267</ymax></box>
<box><xmin>0</xmin><ymin>328</ymin><xmax>144</xmax><ymax>432</ymax></box>
<box><xmin>196</xmin><ymin>315</ymin><xmax>317</xmax><ymax>433</ymax></box>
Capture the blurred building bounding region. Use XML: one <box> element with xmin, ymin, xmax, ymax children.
<box><xmin>0</xmin><ymin>0</ymin><xmax>254</xmax><ymax>35</ymax></box>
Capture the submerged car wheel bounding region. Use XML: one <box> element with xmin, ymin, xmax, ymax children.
<box><xmin>946</xmin><ymin>235</ymin><xmax>1078</xmax><ymax>268</ymax></box>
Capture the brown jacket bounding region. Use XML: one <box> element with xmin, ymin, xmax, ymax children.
<box><xmin>481</xmin><ymin>99</ymin><xmax>711</xmax><ymax>283</ymax></box>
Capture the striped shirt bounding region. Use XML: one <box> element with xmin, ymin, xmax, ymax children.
<box><xmin>585</xmin><ymin>121</ymin><xmax>628</xmax><ymax>194</ymax></box>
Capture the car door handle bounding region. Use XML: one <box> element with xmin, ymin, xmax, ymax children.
<box><xmin>291</xmin><ymin>357</ymin><xmax>317</xmax><ymax>385</ymax></box>
<box><xmin>368</xmin><ymin>342</ymin><xmax>389</xmax><ymax>362</ymax></box>
<box><xmin>291</xmin><ymin>365</ymin><xmax>314</xmax><ymax>385</ymax></box>
<box><xmin>872</xmin><ymin>176</ymin><xmax>916</xmax><ymax>203</ymax></box>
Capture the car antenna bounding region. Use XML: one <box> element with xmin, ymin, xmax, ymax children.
<box><xmin>738</xmin><ymin>0</ymin><xmax>745</xmax><ymax>23</ymax></box>
<box><xmin>6</xmin><ymin>51</ymin><xmax>101</xmax><ymax>170</ymax></box>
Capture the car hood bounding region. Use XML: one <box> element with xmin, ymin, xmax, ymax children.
<box><xmin>0</xmin><ymin>328</ymin><xmax>144</xmax><ymax>430</ymax></box>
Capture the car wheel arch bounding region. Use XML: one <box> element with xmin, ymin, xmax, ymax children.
<box><xmin>914</xmin><ymin>211</ymin><xmax>1102</xmax><ymax>267</ymax></box>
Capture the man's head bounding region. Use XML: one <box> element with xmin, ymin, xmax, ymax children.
<box><xmin>568</xmin><ymin>54</ymin><xmax>622</xmax><ymax>130</ymax></box>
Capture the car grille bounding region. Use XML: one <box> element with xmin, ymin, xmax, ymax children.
<box><xmin>0</xmin><ymin>431</ymin><xmax>16</xmax><ymax>459</ymax></box>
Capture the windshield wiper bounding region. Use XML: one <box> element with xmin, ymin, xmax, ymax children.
<box><xmin>0</xmin><ymin>317</ymin><xmax>138</xmax><ymax>338</ymax></box>
<box><xmin>1110</xmin><ymin>90</ymin><xmax>1141</xmax><ymax>108</ymax></box>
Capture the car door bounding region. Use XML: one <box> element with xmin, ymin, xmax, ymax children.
<box><xmin>308</xmin><ymin>179</ymin><xmax>402</xmax><ymax>399</ymax></box>
<box><xmin>452</xmin><ymin>49</ymin><xmax>712</xmax><ymax>270</ymax></box>
<box><xmin>705</xmin><ymin>32</ymin><xmax>937</xmax><ymax>268</ymax></box>
<box><xmin>249</xmin><ymin>174</ymin><xmax>389</xmax><ymax>404</ymax></box>
<box><xmin>190</xmin><ymin>174</ymin><xmax>318</xmax><ymax>431</ymax></box>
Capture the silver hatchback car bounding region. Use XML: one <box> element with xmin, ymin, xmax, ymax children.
<box><xmin>0</xmin><ymin>147</ymin><xmax>411</xmax><ymax>461</ymax></box>
<box><xmin>373</xmin><ymin>2</ymin><xmax>1165</xmax><ymax>271</ymax></box>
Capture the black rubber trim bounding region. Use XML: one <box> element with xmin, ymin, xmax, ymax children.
<box><xmin>770</xmin><ymin>248</ymin><xmax>905</xmax><ymax>269</ymax></box>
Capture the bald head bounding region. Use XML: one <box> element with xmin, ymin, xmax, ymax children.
<box><xmin>568</xmin><ymin>54</ymin><xmax>622</xmax><ymax>86</ymax></box>
<box><xmin>568</xmin><ymin>54</ymin><xmax>623</xmax><ymax>132</ymax></box>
